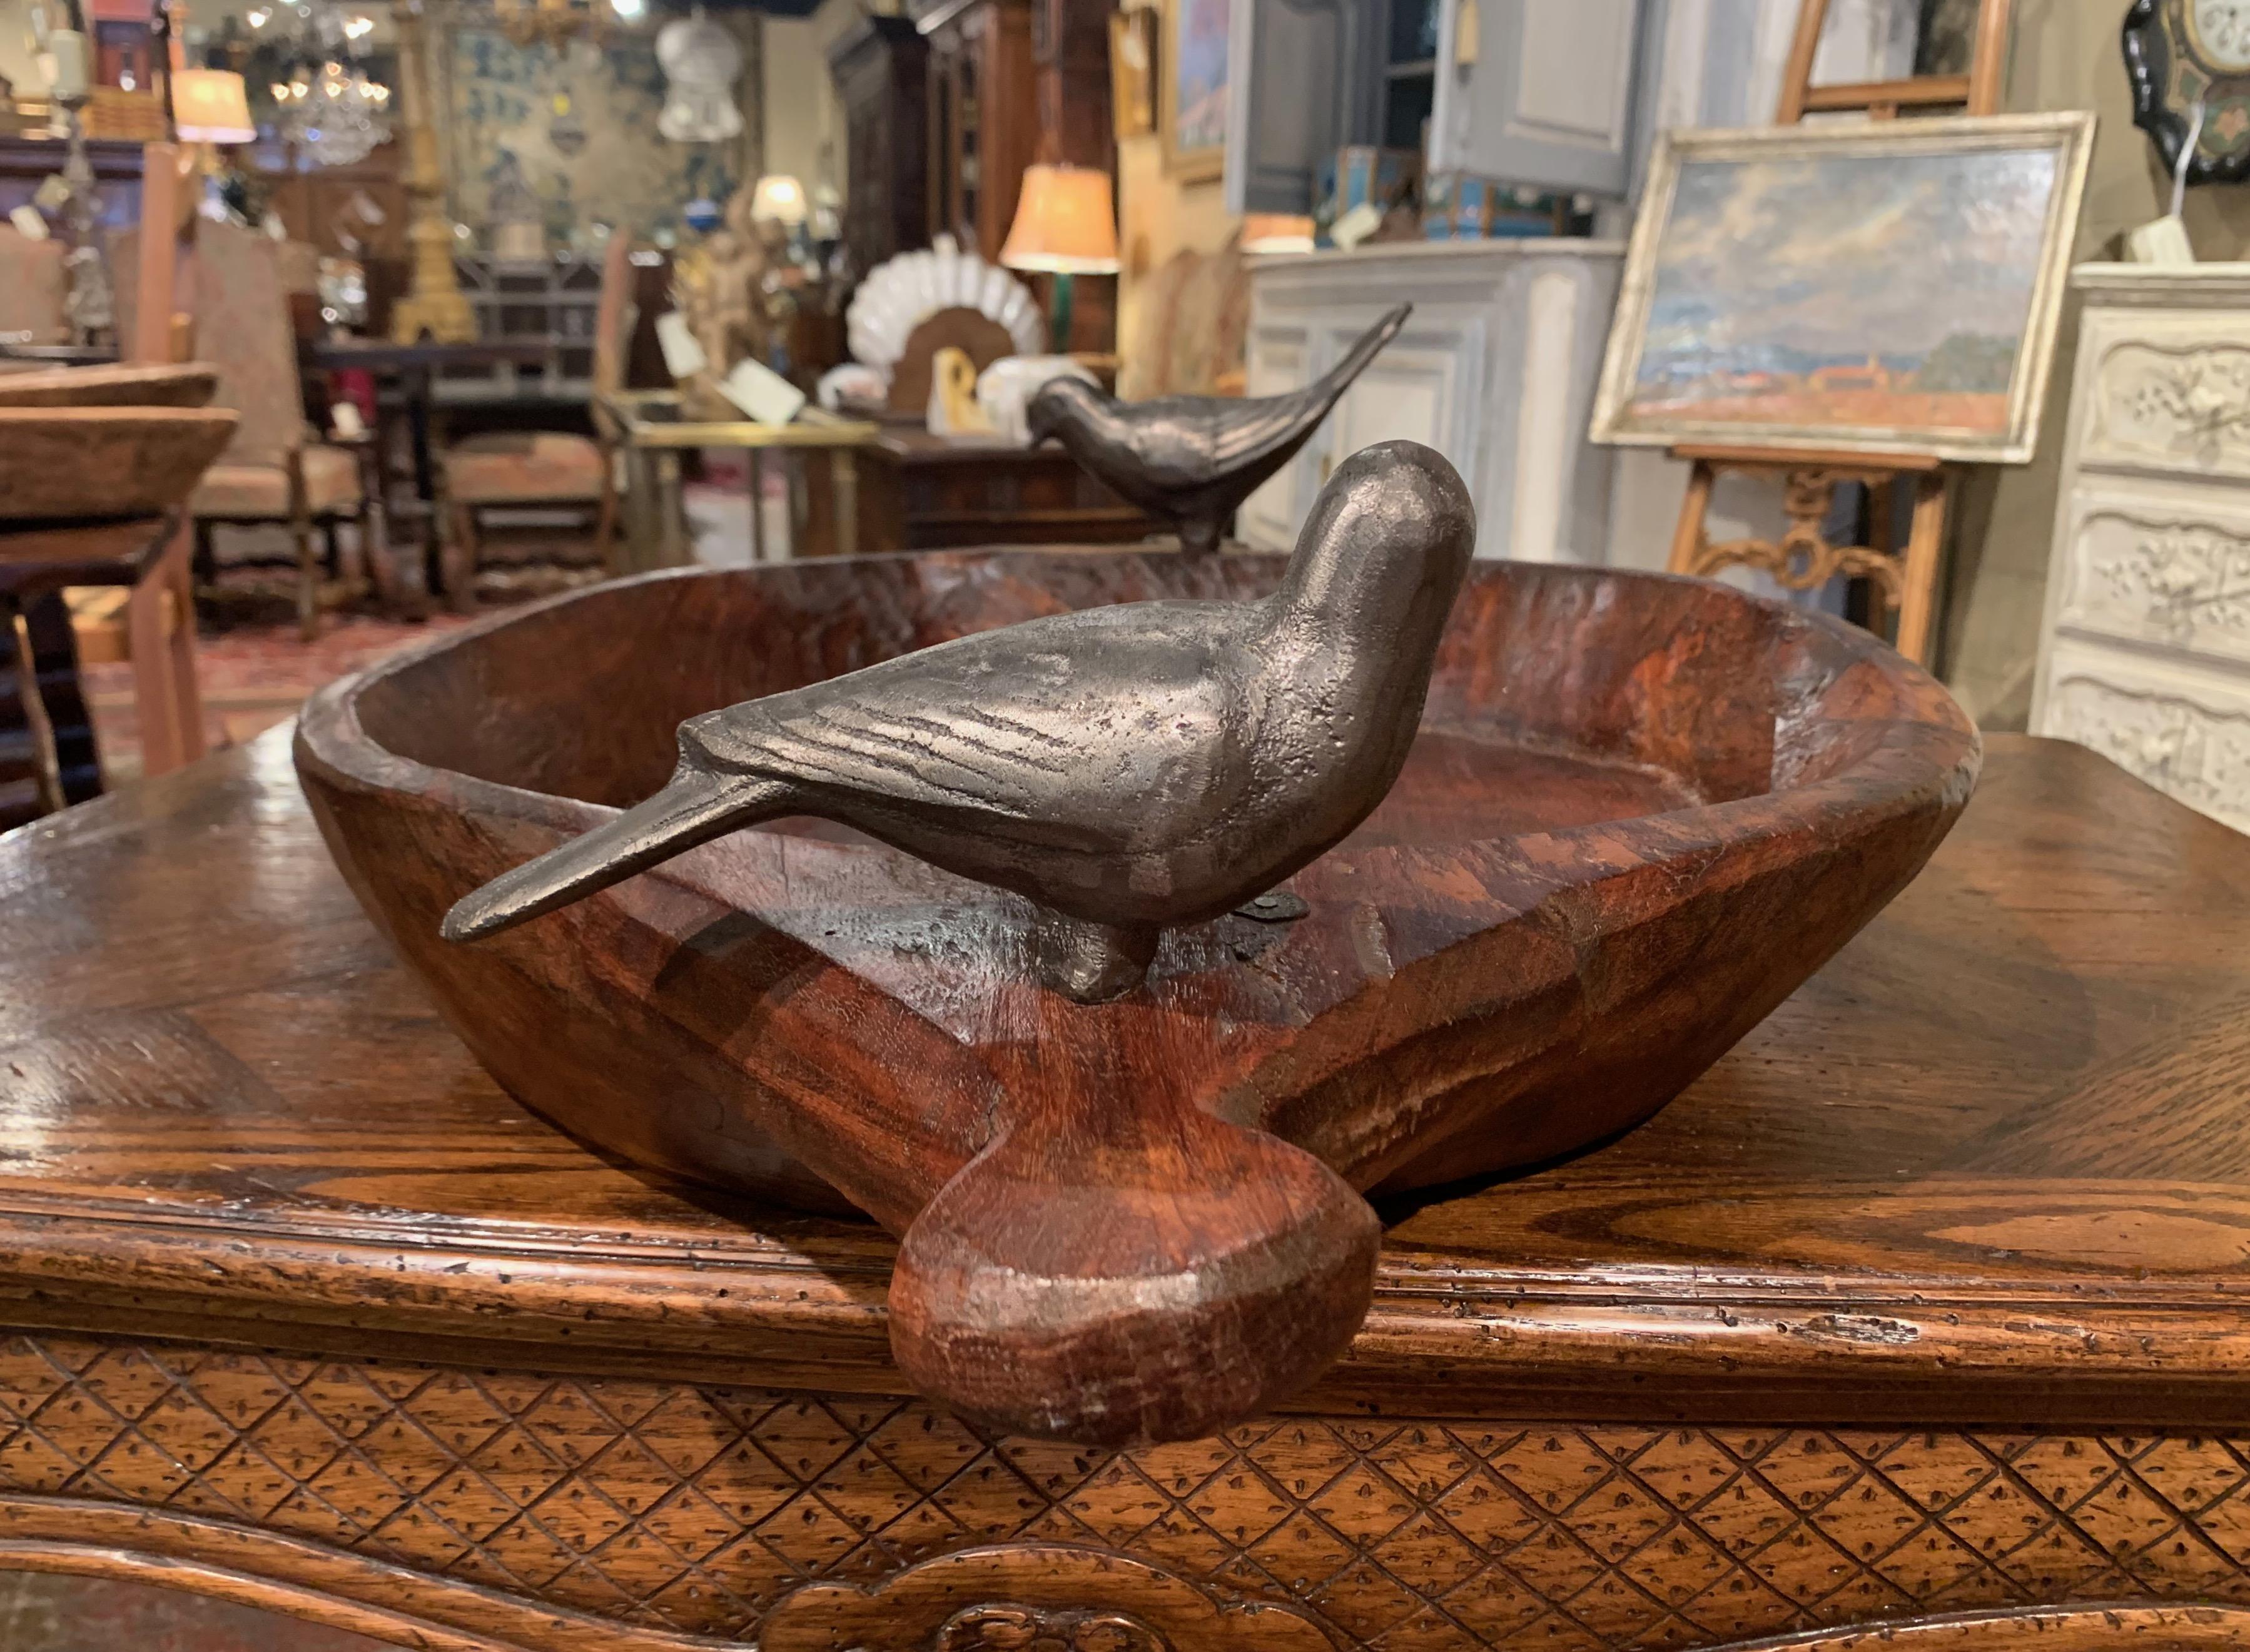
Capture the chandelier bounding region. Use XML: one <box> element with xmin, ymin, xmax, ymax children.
<box><xmin>251</xmin><ymin>2</ymin><xmax>393</xmax><ymax>168</ymax></box>
<box><xmin>273</xmin><ymin>55</ymin><xmax>393</xmax><ymax>166</ymax></box>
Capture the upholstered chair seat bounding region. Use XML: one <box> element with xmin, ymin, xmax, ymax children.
<box><xmin>441</xmin><ymin>430</ymin><xmax>607</xmax><ymax>505</ymax></box>
<box><xmin>192</xmin><ymin>443</ymin><xmax>364</xmax><ymax>517</ymax></box>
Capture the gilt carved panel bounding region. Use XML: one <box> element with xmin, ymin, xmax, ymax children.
<box><xmin>12</xmin><ymin>1334</ymin><xmax>2250</xmax><ymax>1651</ymax></box>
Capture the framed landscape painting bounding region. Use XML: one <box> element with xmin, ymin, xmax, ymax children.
<box><xmin>1162</xmin><ymin>0</ymin><xmax>1230</xmax><ymax>182</ymax></box>
<box><xmin>1591</xmin><ymin>113</ymin><xmax>2096</xmax><ymax>465</ymax></box>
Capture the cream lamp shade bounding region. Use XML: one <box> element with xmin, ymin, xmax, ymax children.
<box><xmin>749</xmin><ymin>173</ymin><xmax>809</xmax><ymax>226</ymax></box>
<box><xmin>173</xmin><ymin>68</ymin><xmax>257</xmax><ymax>144</ymax></box>
<box><xmin>1000</xmin><ymin>163</ymin><xmax>1121</xmax><ymax>275</ymax></box>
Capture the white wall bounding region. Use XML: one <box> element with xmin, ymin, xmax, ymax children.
<box><xmin>762</xmin><ymin>0</ymin><xmax>865</xmax><ymax>200</ymax></box>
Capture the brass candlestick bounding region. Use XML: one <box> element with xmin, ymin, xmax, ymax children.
<box><xmin>389</xmin><ymin>0</ymin><xmax>473</xmax><ymax>344</ymax></box>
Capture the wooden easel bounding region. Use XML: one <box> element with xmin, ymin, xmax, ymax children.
<box><xmin>1663</xmin><ymin>0</ymin><xmax>2012</xmax><ymax>666</ymax></box>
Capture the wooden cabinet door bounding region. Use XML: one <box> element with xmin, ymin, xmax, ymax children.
<box><xmin>1321</xmin><ymin>328</ymin><xmax>1467</xmax><ymax>484</ymax></box>
<box><xmin>1427</xmin><ymin>0</ymin><xmax>1652</xmax><ymax>195</ymax></box>
<box><xmin>1223</xmin><ymin>0</ymin><xmax>1385</xmax><ymax>215</ymax></box>
<box><xmin>1237</xmin><ymin>315</ymin><xmax>1474</xmax><ymax>553</ymax></box>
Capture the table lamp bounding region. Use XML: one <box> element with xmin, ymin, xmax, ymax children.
<box><xmin>1000</xmin><ymin>162</ymin><xmax>1120</xmax><ymax>354</ymax></box>
<box><xmin>170</xmin><ymin>66</ymin><xmax>255</xmax><ymax>221</ymax></box>
<box><xmin>749</xmin><ymin>173</ymin><xmax>808</xmax><ymax>227</ymax></box>
<box><xmin>170</xmin><ymin>67</ymin><xmax>256</xmax><ymax>145</ymax></box>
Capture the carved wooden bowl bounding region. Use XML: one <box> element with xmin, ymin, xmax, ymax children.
<box><xmin>296</xmin><ymin>550</ymin><xmax>1979</xmax><ymax>1446</ymax></box>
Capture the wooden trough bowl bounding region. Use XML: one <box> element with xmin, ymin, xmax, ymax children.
<box><xmin>296</xmin><ymin>550</ymin><xmax>1979</xmax><ymax>1445</ymax></box>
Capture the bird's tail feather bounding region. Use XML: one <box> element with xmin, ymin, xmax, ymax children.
<box><xmin>442</xmin><ymin>768</ymin><xmax>788</xmax><ymax>943</ymax></box>
<box><xmin>1305</xmin><ymin>303</ymin><xmax>1411</xmax><ymax>417</ymax></box>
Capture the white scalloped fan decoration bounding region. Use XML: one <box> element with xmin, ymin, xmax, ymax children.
<box><xmin>847</xmin><ymin>235</ymin><xmax>1044</xmax><ymax>380</ymax></box>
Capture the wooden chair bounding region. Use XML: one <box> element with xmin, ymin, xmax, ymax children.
<box><xmin>0</xmin><ymin>390</ymin><xmax>236</xmax><ymax>822</ymax></box>
<box><xmin>116</xmin><ymin>218</ymin><xmax>390</xmax><ymax>641</ymax></box>
<box><xmin>0</xmin><ymin>149</ymin><xmax>223</xmax><ymax>819</ymax></box>
<box><xmin>436</xmin><ymin>236</ymin><xmax>632</xmax><ymax>607</ymax></box>
<box><xmin>119</xmin><ymin>144</ymin><xmax>214</xmax><ymax>781</ymax></box>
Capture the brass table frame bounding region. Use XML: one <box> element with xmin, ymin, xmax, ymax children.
<box><xmin>596</xmin><ymin>390</ymin><xmax>879</xmax><ymax>574</ymax></box>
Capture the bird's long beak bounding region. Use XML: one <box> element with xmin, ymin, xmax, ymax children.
<box><xmin>442</xmin><ymin>766</ymin><xmax>739</xmax><ymax>943</ymax></box>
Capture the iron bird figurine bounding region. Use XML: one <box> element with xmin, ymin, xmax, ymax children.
<box><xmin>1026</xmin><ymin>303</ymin><xmax>1413</xmax><ymax>558</ymax></box>
<box><xmin>442</xmin><ymin>438</ymin><xmax>1476</xmax><ymax>1001</ymax></box>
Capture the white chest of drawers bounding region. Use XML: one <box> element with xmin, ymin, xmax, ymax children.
<box><xmin>2032</xmin><ymin>264</ymin><xmax>2250</xmax><ymax>833</ymax></box>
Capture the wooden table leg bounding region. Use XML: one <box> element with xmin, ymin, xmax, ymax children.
<box><xmin>4</xmin><ymin>602</ymin><xmax>61</xmax><ymax>823</ymax></box>
<box><xmin>834</xmin><ymin>448</ymin><xmax>859</xmax><ymax>560</ymax></box>
<box><xmin>152</xmin><ymin>524</ymin><xmax>205</xmax><ymax>773</ymax></box>
<box><xmin>407</xmin><ymin>367</ymin><xmax>447</xmax><ymax>599</ymax></box>
<box><xmin>748</xmin><ymin>449</ymin><xmax>768</xmax><ymax>564</ymax></box>
<box><xmin>127</xmin><ymin>521</ymin><xmax>205</xmax><ymax>778</ymax></box>
<box><xmin>786</xmin><ymin>452</ymin><xmax>806</xmax><ymax>559</ymax></box>
<box><xmin>658</xmin><ymin>452</ymin><xmax>687</xmax><ymax>569</ymax></box>
<box><xmin>619</xmin><ymin>448</ymin><xmax>651</xmax><ymax>574</ymax></box>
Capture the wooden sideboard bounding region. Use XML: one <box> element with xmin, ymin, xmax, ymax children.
<box><xmin>3</xmin><ymin>731</ymin><xmax>2250</xmax><ymax>1651</ymax></box>
<box><xmin>2033</xmin><ymin>263</ymin><xmax>2250</xmax><ymax>832</ymax></box>
<box><xmin>858</xmin><ymin>427</ymin><xmax>1163</xmax><ymax>550</ymax></box>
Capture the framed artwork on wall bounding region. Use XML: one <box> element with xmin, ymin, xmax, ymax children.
<box><xmin>1162</xmin><ymin>0</ymin><xmax>1228</xmax><ymax>183</ymax></box>
<box><xmin>1590</xmin><ymin>113</ymin><xmax>2096</xmax><ymax>466</ymax></box>
<box><xmin>1112</xmin><ymin>8</ymin><xmax>1156</xmax><ymax>141</ymax></box>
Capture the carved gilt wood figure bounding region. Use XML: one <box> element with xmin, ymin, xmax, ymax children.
<box><xmin>1027</xmin><ymin>303</ymin><xmax>1412</xmax><ymax>557</ymax></box>
<box><xmin>442</xmin><ymin>438</ymin><xmax>1477</xmax><ymax>1002</ymax></box>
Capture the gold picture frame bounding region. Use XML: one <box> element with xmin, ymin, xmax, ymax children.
<box><xmin>1589</xmin><ymin>113</ymin><xmax>2096</xmax><ymax>466</ymax></box>
<box><xmin>1110</xmin><ymin>8</ymin><xmax>1155</xmax><ymax>141</ymax></box>
<box><xmin>1160</xmin><ymin>0</ymin><xmax>1227</xmax><ymax>183</ymax></box>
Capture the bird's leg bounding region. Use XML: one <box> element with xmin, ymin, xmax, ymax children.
<box><xmin>1031</xmin><ymin>909</ymin><xmax>1160</xmax><ymax>1003</ymax></box>
<box><xmin>1177</xmin><ymin>515</ymin><xmax>1223</xmax><ymax>559</ymax></box>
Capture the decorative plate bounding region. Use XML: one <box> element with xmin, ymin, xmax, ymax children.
<box><xmin>845</xmin><ymin>234</ymin><xmax>1043</xmax><ymax>380</ymax></box>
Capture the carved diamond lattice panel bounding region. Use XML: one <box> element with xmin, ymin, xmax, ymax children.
<box><xmin>3</xmin><ymin>1334</ymin><xmax>2250</xmax><ymax>1651</ymax></box>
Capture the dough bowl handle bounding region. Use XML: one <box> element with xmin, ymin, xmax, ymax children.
<box><xmin>887</xmin><ymin>996</ymin><xmax>1381</xmax><ymax>1445</ymax></box>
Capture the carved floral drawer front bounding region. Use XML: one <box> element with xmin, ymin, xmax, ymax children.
<box><xmin>2082</xmin><ymin>319</ymin><xmax>2250</xmax><ymax>482</ymax></box>
<box><xmin>2039</xmin><ymin>271</ymin><xmax>2250</xmax><ymax>834</ymax></box>
<box><xmin>2040</xmin><ymin>643</ymin><xmax>2250</xmax><ymax>834</ymax></box>
<box><xmin>2054</xmin><ymin>485</ymin><xmax>2250</xmax><ymax>672</ymax></box>
<box><xmin>13</xmin><ymin>1332</ymin><xmax>2250</xmax><ymax>1652</ymax></box>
